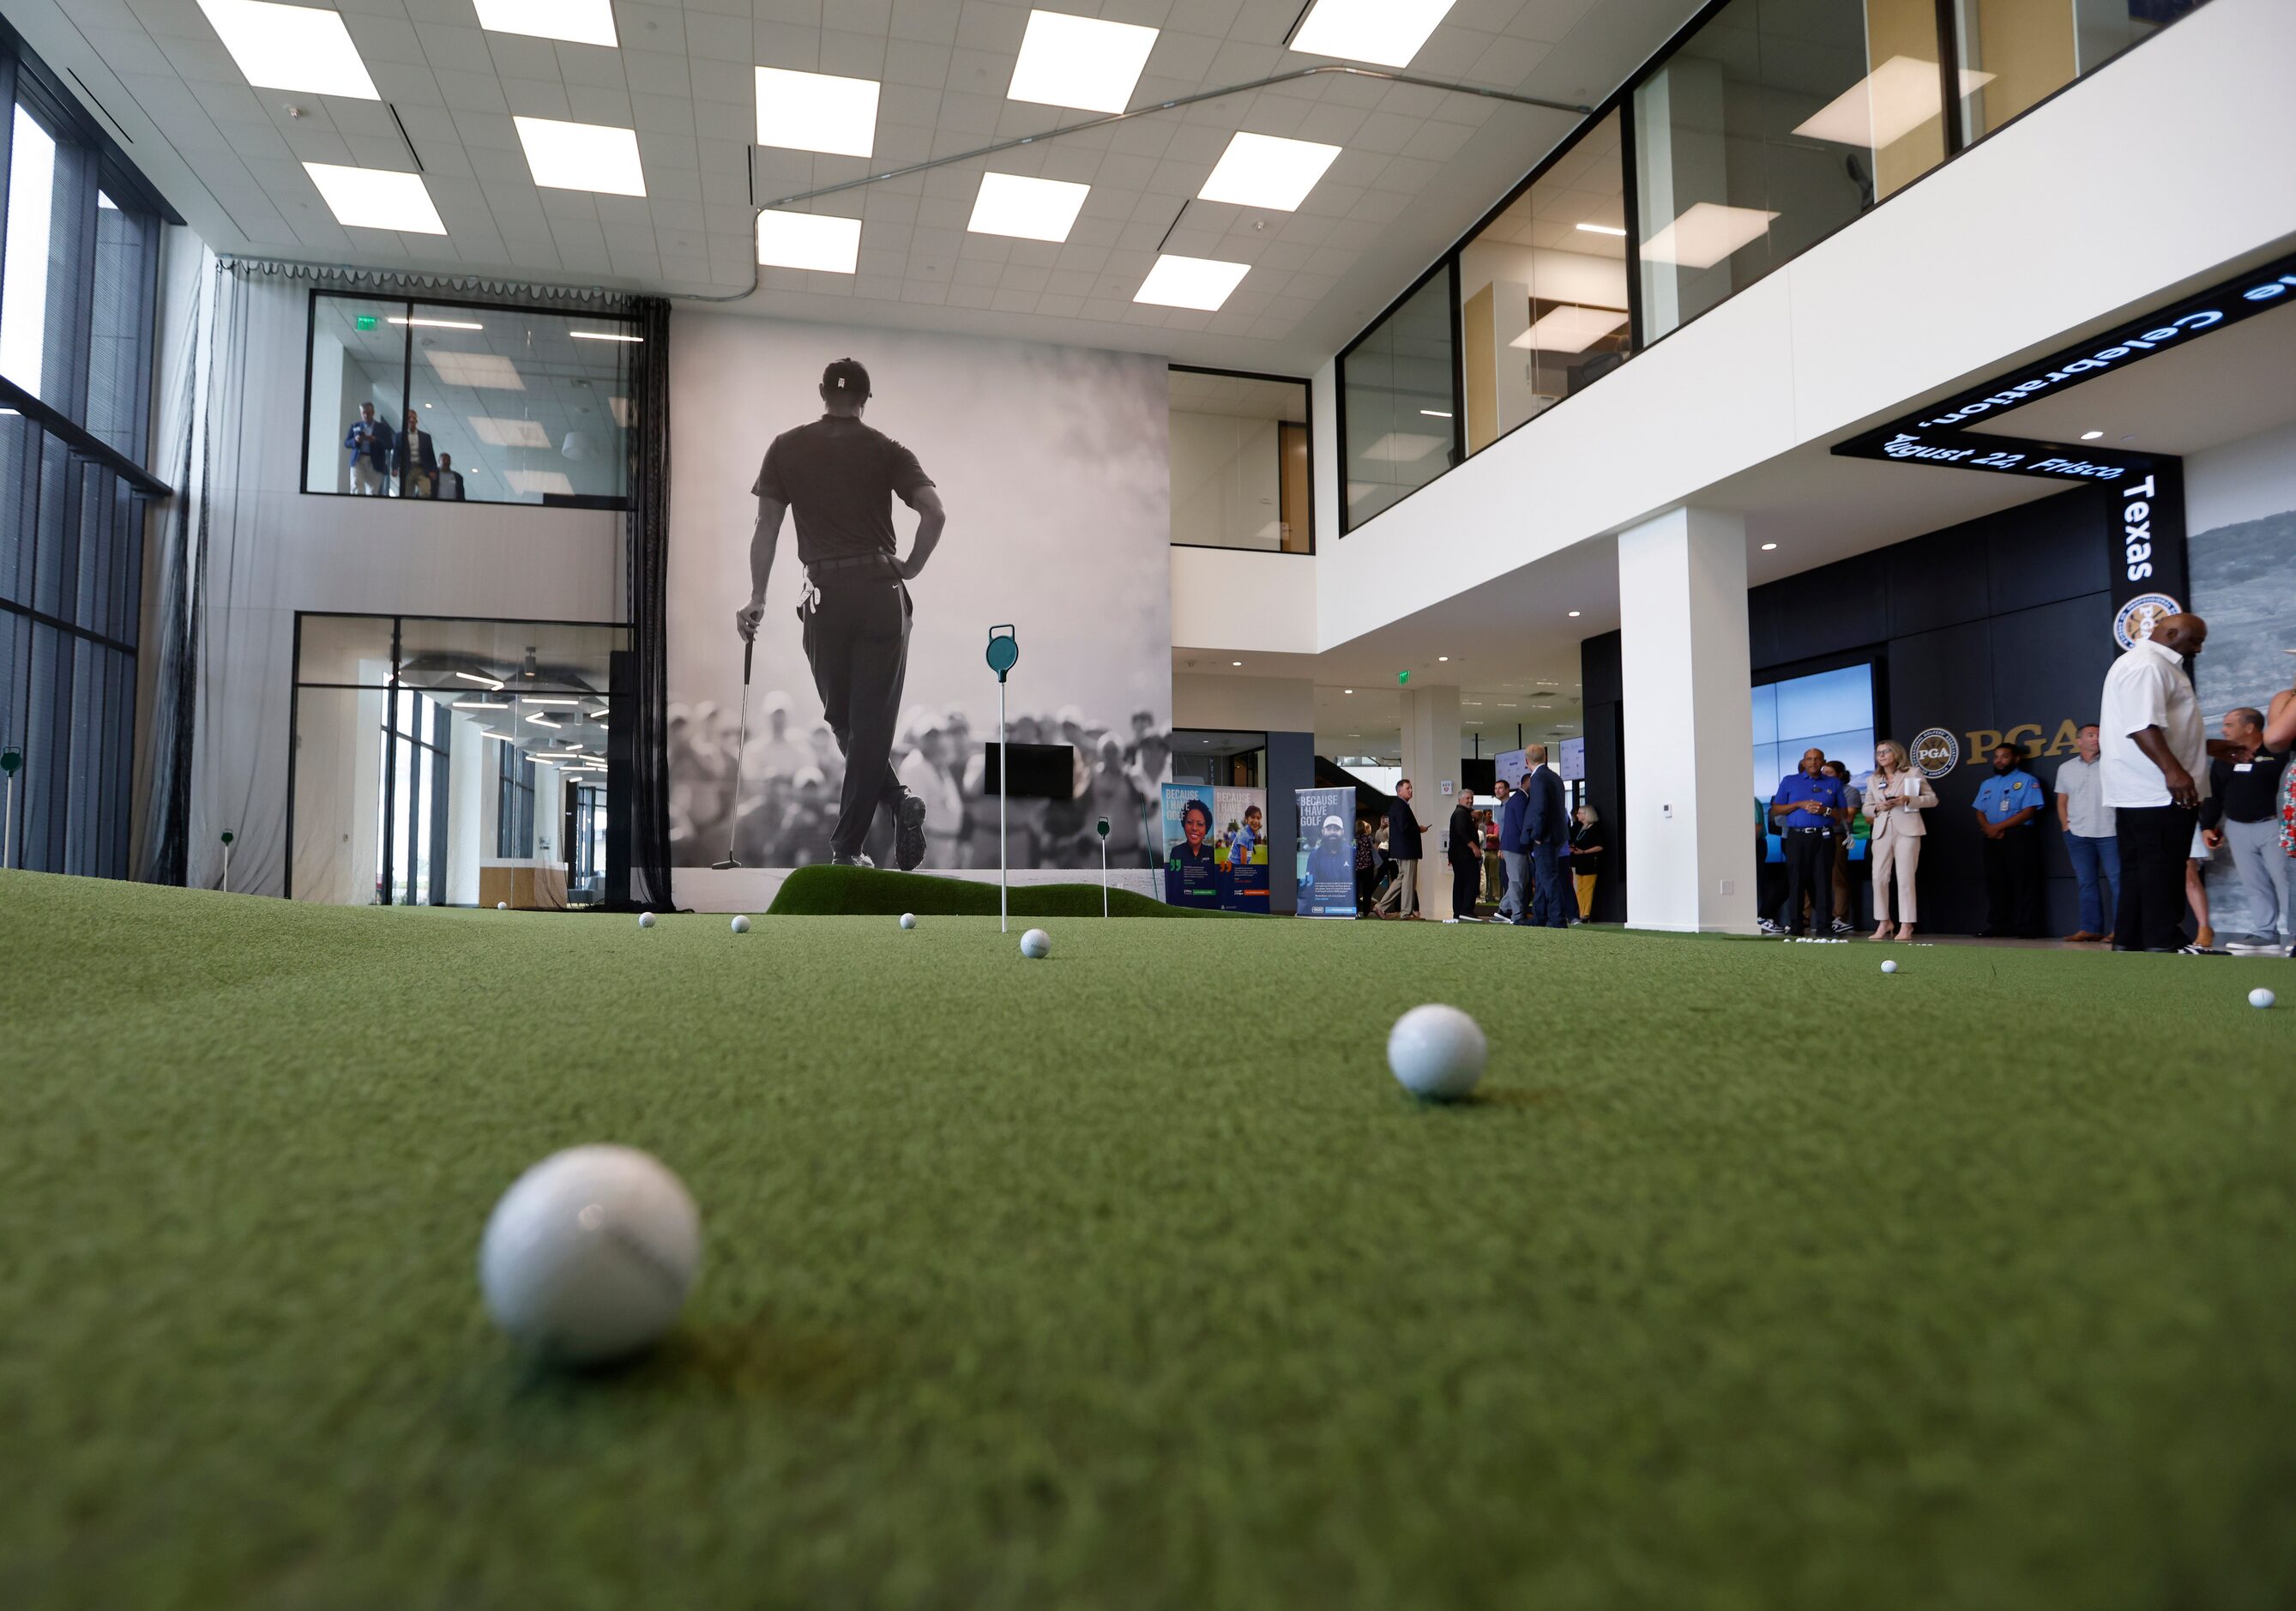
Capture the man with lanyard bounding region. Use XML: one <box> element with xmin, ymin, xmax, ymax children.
<box><xmin>1972</xmin><ymin>742</ymin><xmax>2046</xmax><ymax>937</ymax></box>
<box><xmin>735</xmin><ymin>359</ymin><xmax>943</xmax><ymax>869</ymax></box>
<box><xmin>1762</xmin><ymin>747</ymin><xmax>1847</xmax><ymax>936</ymax></box>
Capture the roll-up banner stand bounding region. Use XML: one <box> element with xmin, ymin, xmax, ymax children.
<box><xmin>1161</xmin><ymin>783</ymin><xmax>1220</xmax><ymax>909</ymax></box>
<box><xmin>1214</xmin><ymin>786</ymin><xmax>1269</xmax><ymax>913</ymax></box>
<box><xmin>1294</xmin><ymin>787</ymin><xmax>1359</xmax><ymax>919</ymax></box>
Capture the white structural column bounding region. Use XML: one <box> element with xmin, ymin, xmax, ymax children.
<box><xmin>1618</xmin><ymin>506</ymin><xmax>1758</xmax><ymax>932</ymax></box>
<box><xmin>1397</xmin><ymin>683</ymin><xmax>1463</xmax><ymax>920</ymax></box>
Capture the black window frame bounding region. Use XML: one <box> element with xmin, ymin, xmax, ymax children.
<box><xmin>298</xmin><ymin>287</ymin><xmax>637</xmax><ymax>511</ymax></box>
<box><xmin>1166</xmin><ymin>363</ymin><xmax>1318</xmax><ymax>557</ymax></box>
<box><xmin>1334</xmin><ymin>0</ymin><xmax>2218</xmax><ymax>536</ymax></box>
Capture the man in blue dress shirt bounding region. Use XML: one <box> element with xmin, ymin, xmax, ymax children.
<box><xmin>1762</xmin><ymin>747</ymin><xmax>1848</xmax><ymax>936</ymax></box>
<box><xmin>1973</xmin><ymin>742</ymin><xmax>2046</xmax><ymax>938</ymax></box>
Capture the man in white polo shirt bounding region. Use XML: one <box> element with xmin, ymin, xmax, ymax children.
<box><xmin>2098</xmin><ymin>612</ymin><xmax>2248</xmax><ymax>952</ymax></box>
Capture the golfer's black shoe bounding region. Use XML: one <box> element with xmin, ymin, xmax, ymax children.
<box><xmin>895</xmin><ymin>790</ymin><xmax>928</xmax><ymax>872</ymax></box>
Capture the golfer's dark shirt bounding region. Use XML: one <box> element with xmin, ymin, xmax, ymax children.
<box><xmin>753</xmin><ymin>416</ymin><xmax>934</xmax><ymax>564</ymax></box>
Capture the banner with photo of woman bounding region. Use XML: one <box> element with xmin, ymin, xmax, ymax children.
<box><xmin>1214</xmin><ymin>787</ymin><xmax>1269</xmax><ymax>913</ymax></box>
<box><xmin>1295</xmin><ymin>787</ymin><xmax>1359</xmax><ymax>919</ymax></box>
<box><xmin>1162</xmin><ymin>783</ymin><xmax>1220</xmax><ymax>908</ymax></box>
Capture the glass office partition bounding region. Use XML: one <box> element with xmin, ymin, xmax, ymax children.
<box><xmin>1168</xmin><ymin>369</ymin><xmax>1313</xmax><ymax>552</ymax></box>
<box><xmin>1952</xmin><ymin>0</ymin><xmax>2205</xmax><ymax>142</ymax></box>
<box><xmin>1456</xmin><ymin>111</ymin><xmax>1630</xmax><ymax>456</ymax></box>
<box><xmin>1340</xmin><ymin>269</ymin><xmax>1458</xmax><ymax>530</ymax></box>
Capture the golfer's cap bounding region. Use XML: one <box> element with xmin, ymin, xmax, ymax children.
<box><xmin>822</xmin><ymin>357</ymin><xmax>871</xmax><ymax>398</ymax></box>
<box><xmin>1323</xmin><ymin>815</ymin><xmax>1346</xmax><ymax>832</ymax></box>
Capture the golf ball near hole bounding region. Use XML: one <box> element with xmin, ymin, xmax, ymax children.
<box><xmin>2251</xmin><ymin>987</ymin><xmax>2277</xmax><ymax>1010</ymax></box>
<box><xmin>478</xmin><ymin>1144</ymin><xmax>702</xmax><ymax>1367</ymax></box>
<box><xmin>730</xmin><ymin>914</ymin><xmax>750</xmax><ymax>934</ymax></box>
<box><xmin>1020</xmin><ymin>927</ymin><xmax>1051</xmax><ymax>959</ymax></box>
<box><xmin>900</xmin><ymin>912</ymin><xmax>917</xmax><ymax>930</ymax></box>
<box><xmin>638</xmin><ymin>911</ymin><xmax>656</xmax><ymax>929</ymax></box>
<box><xmin>1387</xmin><ymin>1004</ymin><xmax>1487</xmax><ymax>1101</ymax></box>
<box><xmin>1881</xmin><ymin>959</ymin><xmax>1898</xmax><ymax>974</ymax></box>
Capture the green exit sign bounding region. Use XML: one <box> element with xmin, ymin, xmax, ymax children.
<box><xmin>354</xmin><ymin>314</ymin><xmax>378</xmax><ymax>331</ymax></box>
<box><xmin>1396</xmin><ymin>670</ymin><xmax>1410</xmax><ymax>686</ymax></box>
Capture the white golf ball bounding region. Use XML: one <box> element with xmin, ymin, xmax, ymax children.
<box><xmin>1387</xmin><ymin>1004</ymin><xmax>1487</xmax><ymax>1101</ymax></box>
<box><xmin>637</xmin><ymin>911</ymin><xmax>656</xmax><ymax>929</ymax></box>
<box><xmin>496</xmin><ymin>901</ymin><xmax>509</xmax><ymax>911</ymax></box>
<box><xmin>1881</xmin><ymin>959</ymin><xmax>1898</xmax><ymax>974</ymax></box>
<box><xmin>478</xmin><ymin>1144</ymin><xmax>702</xmax><ymax>1367</ymax></box>
<box><xmin>730</xmin><ymin>914</ymin><xmax>750</xmax><ymax>934</ymax></box>
<box><xmin>1020</xmin><ymin>927</ymin><xmax>1051</xmax><ymax>959</ymax></box>
<box><xmin>2251</xmin><ymin>987</ymin><xmax>2277</xmax><ymax>1011</ymax></box>
<box><xmin>900</xmin><ymin>912</ymin><xmax>917</xmax><ymax>930</ymax></box>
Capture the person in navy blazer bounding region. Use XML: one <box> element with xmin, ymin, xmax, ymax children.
<box><xmin>1516</xmin><ymin>745</ymin><xmax>1570</xmax><ymax>929</ymax></box>
<box><xmin>1498</xmin><ymin>775</ymin><xmax>1533</xmax><ymax>920</ymax></box>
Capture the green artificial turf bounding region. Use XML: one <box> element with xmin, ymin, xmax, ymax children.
<box><xmin>3</xmin><ymin>869</ymin><xmax>2294</xmax><ymax>1610</ymax></box>
<box><xmin>765</xmin><ymin>863</ymin><xmax>1224</xmax><ymax>918</ymax></box>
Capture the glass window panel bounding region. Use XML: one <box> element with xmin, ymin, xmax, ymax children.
<box><xmin>1636</xmin><ymin>0</ymin><xmax>1950</xmax><ymax>344</ymax></box>
<box><xmin>292</xmin><ymin>686</ymin><xmax>383</xmax><ymax>903</ymax></box>
<box><xmin>405</xmin><ymin>303</ymin><xmax>633</xmax><ymax>506</ymax></box>
<box><xmin>1457</xmin><ymin>110</ymin><xmax>1630</xmax><ymax>456</ymax></box>
<box><xmin>0</xmin><ymin>104</ymin><xmax>59</xmax><ymax>400</ymax></box>
<box><xmin>1341</xmin><ymin>271</ymin><xmax>1456</xmax><ymax>531</ymax></box>
<box><xmin>87</xmin><ymin>192</ymin><xmax>154</xmax><ymax>459</ymax></box>
<box><xmin>0</xmin><ymin>412</ymin><xmax>39</xmax><ymax>606</ymax></box>
<box><xmin>1953</xmin><ymin>0</ymin><xmax>2203</xmax><ymax>142</ymax></box>
<box><xmin>1166</xmin><ymin>371</ymin><xmax>1311</xmax><ymax>553</ymax></box>
<box><xmin>32</xmin><ymin>431</ymin><xmax>69</xmax><ymax>619</ymax></box>
<box><xmin>305</xmin><ymin>294</ymin><xmax>409</xmax><ymax>496</ymax></box>
<box><xmin>293</xmin><ymin>612</ymin><xmax>398</xmax><ymax>686</ymax></box>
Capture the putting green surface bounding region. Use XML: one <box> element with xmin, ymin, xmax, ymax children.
<box><xmin>3</xmin><ymin>870</ymin><xmax>2293</xmax><ymax>1610</ymax></box>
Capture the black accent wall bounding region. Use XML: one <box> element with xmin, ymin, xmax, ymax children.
<box><xmin>1581</xmin><ymin>631</ymin><xmax>1626</xmax><ymax>924</ymax></box>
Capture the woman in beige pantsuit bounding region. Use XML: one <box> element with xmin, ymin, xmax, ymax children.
<box><xmin>1865</xmin><ymin>739</ymin><xmax>1937</xmax><ymax>941</ymax></box>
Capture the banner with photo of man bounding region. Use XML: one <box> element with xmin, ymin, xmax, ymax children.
<box><xmin>1295</xmin><ymin>787</ymin><xmax>1359</xmax><ymax>919</ymax></box>
<box><xmin>1162</xmin><ymin>783</ymin><xmax>1220</xmax><ymax>908</ymax></box>
<box><xmin>1214</xmin><ymin>786</ymin><xmax>1269</xmax><ymax>914</ymax></box>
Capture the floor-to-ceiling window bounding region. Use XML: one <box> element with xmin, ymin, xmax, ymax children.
<box><xmin>0</xmin><ymin>39</ymin><xmax>167</xmax><ymax>878</ymax></box>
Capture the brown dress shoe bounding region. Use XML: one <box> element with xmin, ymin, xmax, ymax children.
<box><xmin>2062</xmin><ymin>931</ymin><xmax>2101</xmax><ymax>943</ymax></box>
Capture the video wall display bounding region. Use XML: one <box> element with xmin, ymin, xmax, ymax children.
<box><xmin>665</xmin><ymin>313</ymin><xmax>1172</xmax><ymax>878</ymax></box>
<box><xmin>1752</xmin><ymin>662</ymin><xmax>1876</xmax><ymax>865</ymax></box>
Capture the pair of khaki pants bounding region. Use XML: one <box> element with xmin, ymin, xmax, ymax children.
<box><xmin>1871</xmin><ymin>830</ymin><xmax>1919</xmax><ymax>923</ymax></box>
<box><xmin>1395</xmin><ymin>859</ymin><xmax>1418</xmax><ymax>917</ymax></box>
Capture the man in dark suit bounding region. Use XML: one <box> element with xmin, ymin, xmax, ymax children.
<box><xmin>1517</xmin><ymin>744</ymin><xmax>1570</xmax><ymax>928</ymax></box>
<box><xmin>1447</xmin><ymin>787</ymin><xmax>1480</xmax><ymax>921</ymax></box>
<box><xmin>1386</xmin><ymin>779</ymin><xmax>1426</xmax><ymax>919</ymax></box>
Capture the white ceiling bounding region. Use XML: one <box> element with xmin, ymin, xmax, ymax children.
<box><xmin>18</xmin><ymin>0</ymin><xmax>1707</xmax><ymax>371</ymax></box>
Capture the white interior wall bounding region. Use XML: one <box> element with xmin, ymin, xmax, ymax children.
<box><xmin>1171</xmin><ymin>673</ymin><xmax>1315</xmax><ymax>733</ymax></box>
<box><xmin>2185</xmin><ymin>419</ymin><xmax>2296</xmax><ymax>532</ymax></box>
<box><xmin>180</xmin><ymin>253</ymin><xmax>624</xmax><ymax>900</ymax></box>
<box><xmin>444</xmin><ymin>709</ymin><xmax>485</xmax><ymax>905</ymax></box>
<box><xmin>1170</xmin><ymin>412</ymin><xmax>1282</xmax><ymax>550</ymax></box>
<box><xmin>1274</xmin><ymin>0</ymin><xmax>2296</xmax><ymax>656</ymax></box>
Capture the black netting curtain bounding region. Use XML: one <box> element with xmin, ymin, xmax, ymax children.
<box><xmin>135</xmin><ymin>256</ymin><xmax>207</xmax><ymax>885</ymax></box>
<box><xmin>624</xmin><ymin>296</ymin><xmax>672</xmax><ymax>908</ymax></box>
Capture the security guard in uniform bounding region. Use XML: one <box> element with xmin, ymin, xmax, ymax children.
<box><xmin>1972</xmin><ymin>741</ymin><xmax>2046</xmax><ymax>937</ymax></box>
<box><xmin>1763</xmin><ymin>747</ymin><xmax>1847</xmax><ymax>936</ymax></box>
<box><xmin>735</xmin><ymin>359</ymin><xmax>946</xmax><ymax>868</ymax></box>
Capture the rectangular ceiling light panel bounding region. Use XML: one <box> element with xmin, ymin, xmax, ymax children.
<box><xmin>1793</xmin><ymin>57</ymin><xmax>1995</xmax><ymax>149</ymax></box>
<box><xmin>1198</xmin><ymin>132</ymin><xmax>1342</xmax><ymax>212</ymax></box>
<box><xmin>967</xmin><ymin>172</ymin><xmax>1091</xmax><ymax>243</ymax></box>
<box><xmin>473</xmin><ymin>0</ymin><xmax>617</xmax><ymax>49</ymax></box>
<box><xmin>755</xmin><ymin>67</ymin><xmax>881</xmax><ymax>159</ymax></box>
<box><xmin>1508</xmin><ymin>305</ymin><xmax>1630</xmax><ymax>353</ymax></box>
<box><xmin>1638</xmin><ymin>202</ymin><xmax>1780</xmax><ymax>269</ymax></box>
<box><xmin>423</xmin><ymin>349</ymin><xmax>526</xmax><ymax>389</ymax></box>
<box><xmin>514</xmin><ymin>117</ymin><xmax>648</xmax><ymax>196</ymax></box>
<box><xmin>1007</xmin><ymin>10</ymin><xmax>1159</xmax><ymax>114</ymax></box>
<box><xmin>472</xmin><ymin>417</ymin><xmax>553</xmax><ymax>448</ymax></box>
<box><xmin>302</xmin><ymin>163</ymin><xmax>446</xmax><ymax>233</ymax></box>
<box><xmin>756</xmin><ymin>212</ymin><xmax>862</xmax><ymax>273</ymax></box>
<box><xmin>508</xmin><ymin>470</ymin><xmax>574</xmax><ymax>497</ymax></box>
<box><xmin>1134</xmin><ymin>254</ymin><xmax>1250</xmax><ymax>311</ymax></box>
<box><xmin>196</xmin><ymin>0</ymin><xmax>380</xmax><ymax>99</ymax></box>
<box><xmin>1289</xmin><ymin>0</ymin><xmax>1457</xmax><ymax>69</ymax></box>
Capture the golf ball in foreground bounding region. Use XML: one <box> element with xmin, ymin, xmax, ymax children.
<box><xmin>2251</xmin><ymin>987</ymin><xmax>2277</xmax><ymax>1010</ymax></box>
<box><xmin>1020</xmin><ymin>927</ymin><xmax>1051</xmax><ymax>959</ymax></box>
<box><xmin>479</xmin><ymin>1145</ymin><xmax>702</xmax><ymax>1367</ymax></box>
<box><xmin>496</xmin><ymin>901</ymin><xmax>509</xmax><ymax>911</ymax></box>
<box><xmin>730</xmin><ymin>914</ymin><xmax>750</xmax><ymax>934</ymax></box>
<box><xmin>900</xmin><ymin>912</ymin><xmax>916</xmax><ymax>930</ymax></box>
<box><xmin>1388</xmin><ymin>1004</ymin><xmax>1487</xmax><ymax>1101</ymax></box>
<box><xmin>638</xmin><ymin>911</ymin><xmax>656</xmax><ymax>929</ymax></box>
<box><xmin>1881</xmin><ymin>959</ymin><xmax>1898</xmax><ymax>974</ymax></box>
